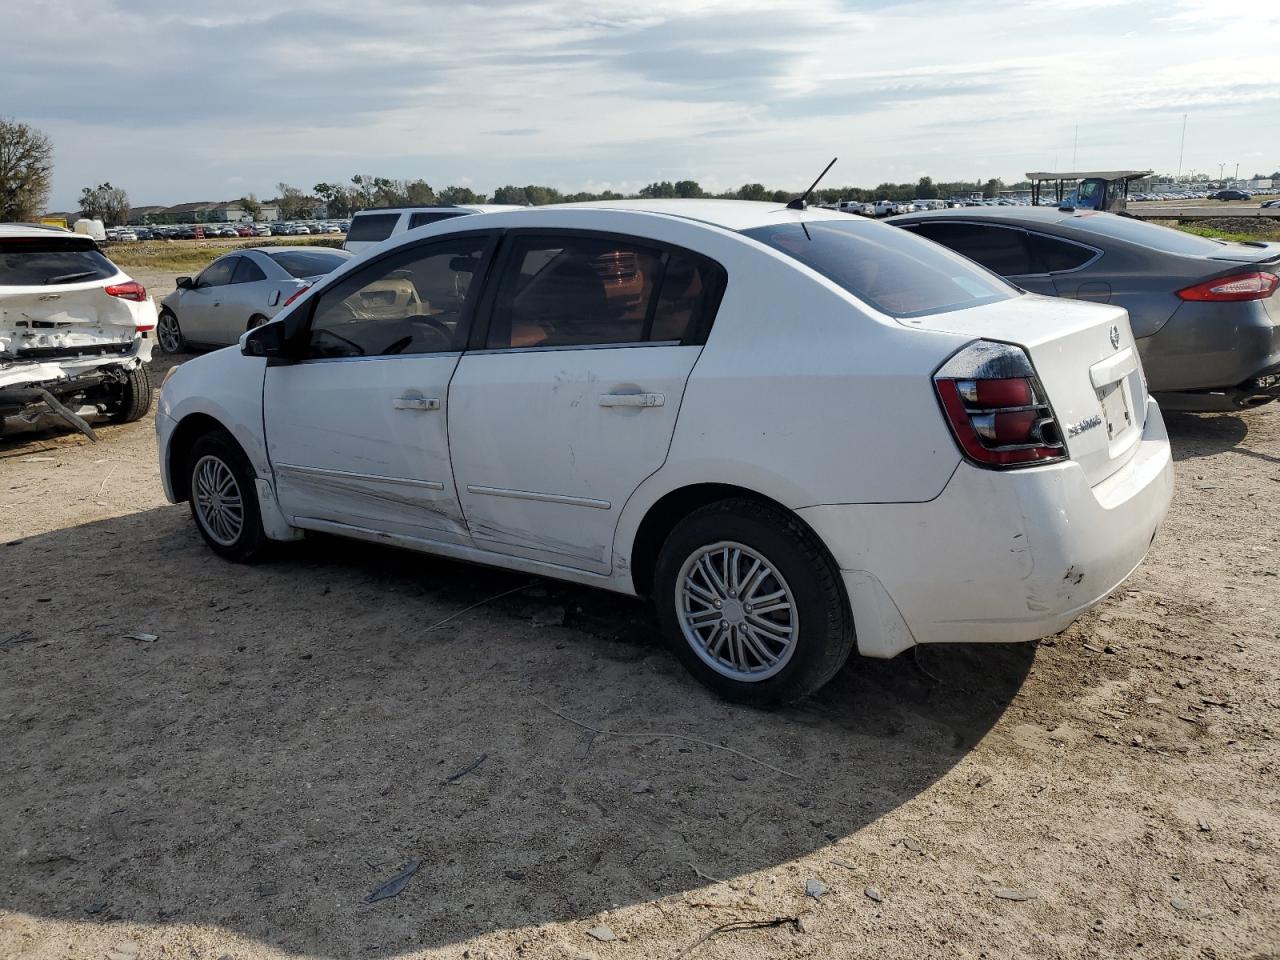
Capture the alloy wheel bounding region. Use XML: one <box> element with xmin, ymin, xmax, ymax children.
<box><xmin>192</xmin><ymin>454</ymin><xmax>244</xmax><ymax>547</ymax></box>
<box><xmin>675</xmin><ymin>540</ymin><xmax>799</xmax><ymax>682</ymax></box>
<box><xmin>158</xmin><ymin>314</ymin><xmax>181</xmax><ymax>353</ymax></box>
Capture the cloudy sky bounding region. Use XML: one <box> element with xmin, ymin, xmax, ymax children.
<box><xmin>6</xmin><ymin>0</ymin><xmax>1278</xmax><ymax>209</ymax></box>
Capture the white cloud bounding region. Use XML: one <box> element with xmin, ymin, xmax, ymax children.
<box><xmin>3</xmin><ymin>0</ymin><xmax>1276</xmax><ymax>208</ymax></box>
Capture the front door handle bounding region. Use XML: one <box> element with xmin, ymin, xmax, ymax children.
<box><xmin>598</xmin><ymin>392</ymin><xmax>665</xmax><ymax>408</ymax></box>
<box><xmin>392</xmin><ymin>396</ymin><xmax>441</xmax><ymax>411</ymax></box>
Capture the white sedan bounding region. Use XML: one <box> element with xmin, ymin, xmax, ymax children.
<box><xmin>156</xmin><ymin>200</ymin><xmax>1173</xmax><ymax>702</ymax></box>
<box><xmin>157</xmin><ymin>246</ymin><xmax>352</xmax><ymax>351</ymax></box>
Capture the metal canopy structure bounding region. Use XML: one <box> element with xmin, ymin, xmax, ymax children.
<box><xmin>1026</xmin><ymin>170</ymin><xmax>1154</xmax><ymax>210</ymax></box>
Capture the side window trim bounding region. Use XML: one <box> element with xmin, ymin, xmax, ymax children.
<box><xmin>465</xmin><ymin>227</ymin><xmax>727</xmax><ymax>353</ymax></box>
<box><xmin>910</xmin><ymin>220</ymin><xmax>1099</xmax><ymax>279</ymax></box>
<box><xmin>285</xmin><ymin>230</ymin><xmax>500</xmax><ymax>362</ymax></box>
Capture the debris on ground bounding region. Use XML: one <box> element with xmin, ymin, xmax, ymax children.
<box><xmin>805</xmin><ymin>878</ymin><xmax>829</xmax><ymax>901</ymax></box>
<box><xmin>444</xmin><ymin>753</ymin><xmax>488</xmax><ymax>784</ymax></box>
<box><xmin>864</xmin><ymin>886</ymin><xmax>883</xmax><ymax>903</ymax></box>
<box><xmin>993</xmin><ymin>887</ymin><xmax>1040</xmax><ymax>901</ymax></box>
<box><xmin>122</xmin><ymin>632</ymin><xmax>158</xmax><ymax>643</ymax></box>
<box><xmin>365</xmin><ymin>859</ymin><xmax>421</xmax><ymax>903</ymax></box>
<box><xmin>585</xmin><ymin>925</ymin><xmax>616</xmax><ymax>942</ymax></box>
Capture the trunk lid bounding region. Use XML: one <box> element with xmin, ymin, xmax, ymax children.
<box><xmin>0</xmin><ymin>281</ymin><xmax>140</xmax><ymax>361</ymax></box>
<box><xmin>907</xmin><ymin>293</ymin><xmax>1147</xmax><ymax>486</ymax></box>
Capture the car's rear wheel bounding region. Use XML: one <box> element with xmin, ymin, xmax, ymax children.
<box><xmin>107</xmin><ymin>362</ymin><xmax>153</xmax><ymax>423</ymax></box>
<box><xmin>157</xmin><ymin>310</ymin><xmax>184</xmax><ymax>353</ymax></box>
<box><xmin>247</xmin><ymin>314</ymin><xmax>268</xmax><ymax>331</ymax></box>
<box><xmin>654</xmin><ymin>498</ymin><xmax>855</xmax><ymax>704</ymax></box>
<box><xmin>187</xmin><ymin>431</ymin><xmax>269</xmax><ymax>562</ymax></box>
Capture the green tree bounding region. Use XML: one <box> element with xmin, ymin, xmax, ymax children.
<box><xmin>404</xmin><ymin>179</ymin><xmax>435</xmax><ymax>205</ymax></box>
<box><xmin>276</xmin><ymin>182</ymin><xmax>311</xmax><ymax>219</ymax></box>
<box><xmin>673</xmin><ymin>179</ymin><xmax>703</xmax><ymax>198</ymax></box>
<box><xmin>79</xmin><ymin>182</ymin><xmax>130</xmax><ymax>225</ymax></box>
<box><xmin>436</xmin><ymin>185</ymin><xmax>487</xmax><ymax>205</ymax></box>
<box><xmin>491</xmin><ymin>184</ymin><xmax>529</xmax><ymax>204</ymax></box>
<box><xmin>982</xmin><ymin>177</ymin><xmax>1003</xmax><ymax>199</ymax></box>
<box><xmin>639</xmin><ymin>181</ymin><xmax>677</xmax><ymax>199</ymax></box>
<box><xmin>0</xmin><ymin>119</ymin><xmax>53</xmax><ymax>222</ymax></box>
<box><xmin>239</xmin><ymin>193</ymin><xmax>262</xmax><ymax>220</ymax></box>
<box><xmin>915</xmin><ymin>176</ymin><xmax>938</xmax><ymax>199</ymax></box>
<box><xmin>313</xmin><ymin>182</ymin><xmax>353</xmax><ymax>217</ymax></box>
<box><xmin>736</xmin><ymin>183</ymin><xmax>768</xmax><ymax>201</ymax></box>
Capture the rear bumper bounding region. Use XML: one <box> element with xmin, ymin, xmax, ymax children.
<box><xmin>799</xmin><ymin>398</ymin><xmax>1174</xmax><ymax>658</ymax></box>
<box><xmin>1155</xmin><ymin>360</ymin><xmax>1280</xmax><ymax>411</ymax></box>
<box><xmin>1139</xmin><ymin>298</ymin><xmax>1279</xmax><ymax>396</ymax></box>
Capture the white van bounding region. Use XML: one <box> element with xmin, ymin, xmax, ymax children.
<box><xmin>343</xmin><ymin>205</ymin><xmax>525</xmax><ymax>254</ymax></box>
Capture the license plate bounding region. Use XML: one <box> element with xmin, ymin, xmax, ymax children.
<box><xmin>1098</xmin><ymin>381</ymin><xmax>1131</xmax><ymax>439</ymax></box>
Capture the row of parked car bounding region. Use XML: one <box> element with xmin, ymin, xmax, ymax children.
<box><xmin>103</xmin><ymin>221</ymin><xmax>351</xmax><ymax>242</ymax></box>
<box><xmin>5</xmin><ymin>197</ymin><xmax>1277</xmax><ymax>704</ymax></box>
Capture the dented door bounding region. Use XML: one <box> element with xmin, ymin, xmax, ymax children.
<box><xmin>448</xmin><ymin>345</ymin><xmax>700</xmax><ymax>574</ymax></box>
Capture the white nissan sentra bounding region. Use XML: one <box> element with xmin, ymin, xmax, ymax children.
<box><xmin>157</xmin><ymin>200</ymin><xmax>1173</xmax><ymax>702</ymax></box>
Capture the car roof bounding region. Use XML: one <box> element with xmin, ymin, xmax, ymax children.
<box><xmin>538</xmin><ymin>198</ymin><xmax>854</xmax><ymax>231</ymax></box>
<box><xmin>352</xmin><ymin>204</ymin><xmax>525</xmax><ymax>215</ymax></box>
<box><xmin>247</xmin><ymin>245</ymin><xmax>352</xmax><ymax>256</ymax></box>
<box><xmin>886</xmin><ymin>206</ymin><xmax>1107</xmax><ymax>227</ymax></box>
<box><xmin>0</xmin><ymin>223</ymin><xmax>83</xmax><ymax>239</ymax></box>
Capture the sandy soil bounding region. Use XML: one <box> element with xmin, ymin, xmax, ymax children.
<box><xmin>1</xmin><ymin>348</ymin><xmax>1277</xmax><ymax>959</ymax></box>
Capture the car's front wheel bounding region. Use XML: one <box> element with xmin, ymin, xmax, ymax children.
<box><xmin>187</xmin><ymin>430</ymin><xmax>269</xmax><ymax>562</ymax></box>
<box><xmin>654</xmin><ymin>498</ymin><xmax>855</xmax><ymax>704</ymax></box>
<box><xmin>157</xmin><ymin>309</ymin><xmax>185</xmax><ymax>354</ymax></box>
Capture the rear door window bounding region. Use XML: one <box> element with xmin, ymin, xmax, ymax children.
<box><xmin>345</xmin><ymin>213</ymin><xmax>401</xmax><ymax>243</ymax></box>
<box><xmin>482</xmin><ymin>234</ymin><xmax>726</xmax><ymax>349</ymax></box>
<box><xmin>0</xmin><ymin>238</ymin><xmax>117</xmax><ymax>286</ymax></box>
<box><xmin>231</xmin><ymin>257</ymin><xmax>267</xmax><ymax>283</ymax></box>
<box><xmin>743</xmin><ymin>219</ymin><xmax>1015</xmax><ymax>317</ymax></box>
<box><xmin>1026</xmin><ymin>231</ymin><xmax>1097</xmax><ymax>273</ymax></box>
<box><xmin>903</xmin><ymin>222</ymin><xmax>1036</xmax><ymax>276</ymax></box>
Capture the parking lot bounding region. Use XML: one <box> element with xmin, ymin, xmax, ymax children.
<box><xmin>2</xmin><ymin>335</ymin><xmax>1277</xmax><ymax>956</ymax></box>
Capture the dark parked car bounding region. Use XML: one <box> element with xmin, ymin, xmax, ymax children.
<box><xmin>1211</xmin><ymin>190</ymin><xmax>1250</xmax><ymax>201</ymax></box>
<box><xmin>888</xmin><ymin>208</ymin><xmax>1280</xmax><ymax>410</ymax></box>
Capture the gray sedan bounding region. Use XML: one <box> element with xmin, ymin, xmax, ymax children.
<box><xmin>888</xmin><ymin>208</ymin><xmax>1280</xmax><ymax>411</ymax></box>
<box><xmin>157</xmin><ymin>247</ymin><xmax>353</xmax><ymax>352</ymax></box>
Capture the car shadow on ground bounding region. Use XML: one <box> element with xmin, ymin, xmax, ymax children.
<box><xmin>0</xmin><ymin>506</ymin><xmax>1033</xmax><ymax>956</ymax></box>
<box><xmin>1163</xmin><ymin>408</ymin><xmax>1279</xmax><ymax>464</ymax></box>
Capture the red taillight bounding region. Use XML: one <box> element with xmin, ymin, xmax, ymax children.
<box><xmin>1176</xmin><ymin>271</ymin><xmax>1278</xmax><ymax>302</ymax></box>
<box><xmin>282</xmin><ymin>282</ymin><xmax>312</xmax><ymax>308</ymax></box>
<box><xmin>105</xmin><ymin>280</ymin><xmax>147</xmax><ymax>302</ymax></box>
<box><xmin>934</xmin><ymin>341</ymin><xmax>1065</xmax><ymax>468</ymax></box>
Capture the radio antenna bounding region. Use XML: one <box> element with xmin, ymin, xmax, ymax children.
<box><xmin>787</xmin><ymin>157</ymin><xmax>838</xmax><ymax>210</ymax></box>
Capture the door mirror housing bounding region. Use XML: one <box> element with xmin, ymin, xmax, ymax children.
<box><xmin>176</xmin><ymin>276</ymin><xmax>194</xmax><ymax>290</ymax></box>
<box><xmin>241</xmin><ymin>320</ymin><xmax>293</xmax><ymax>361</ymax></box>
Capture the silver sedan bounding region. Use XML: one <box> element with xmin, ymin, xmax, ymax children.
<box><xmin>157</xmin><ymin>246</ymin><xmax>353</xmax><ymax>352</ymax></box>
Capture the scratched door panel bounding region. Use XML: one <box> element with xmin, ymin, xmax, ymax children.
<box><xmin>448</xmin><ymin>346</ymin><xmax>700</xmax><ymax>574</ymax></box>
<box><xmin>264</xmin><ymin>355</ymin><xmax>471</xmax><ymax>544</ymax></box>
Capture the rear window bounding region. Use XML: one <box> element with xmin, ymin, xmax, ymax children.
<box><xmin>742</xmin><ymin>219</ymin><xmax>1016</xmax><ymax>317</ymax></box>
<box><xmin>266</xmin><ymin>250</ymin><xmax>351</xmax><ymax>279</ymax></box>
<box><xmin>1064</xmin><ymin>213</ymin><xmax>1231</xmax><ymax>256</ymax></box>
<box><xmin>0</xmin><ymin>237</ymin><xmax>117</xmax><ymax>287</ymax></box>
<box><xmin>345</xmin><ymin>213</ymin><xmax>401</xmax><ymax>243</ymax></box>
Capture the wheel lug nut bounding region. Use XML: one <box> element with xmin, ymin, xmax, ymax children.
<box><xmin>745</xmin><ymin>604</ymin><xmax>753</xmax><ymax>612</ymax></box>
<box><xmin>714</xmin><ymin>600</ymin><xmax>722</xmax><ymax>609</ymax></box>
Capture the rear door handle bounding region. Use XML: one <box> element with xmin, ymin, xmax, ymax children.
<box><xmin>598</xmin><ymin>392</ymin><xmax>665</xmax><ymax>408</ymax></box>
<box><xmin>392</xmin><ymin>396</ymin><xmax>441</xmax><ymax>411</ymax></box>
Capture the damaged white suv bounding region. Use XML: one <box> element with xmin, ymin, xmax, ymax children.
<box><xmin>1</xmin><ymin>225</ymin><xmax>156</xmax><ymax>439</ymax></box>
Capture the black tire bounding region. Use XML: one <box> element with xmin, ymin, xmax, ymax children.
<box><xmin>654</xmin><ymin>498</ymin><xmax>855</xmax><ymax>704</ymax></box>
<box><xmin>157</xmin><ymin>309</ymin><xmax>185</xmax><ymax>354</ymax></box>
<box><xmin>107</xmin><ymin>362</ymin><xmax>153</xmax><ymax>423</ymax></box>
<box><xmin>186</xmin><ymin>430</ymin><xmax>270</xmax><ymax>562</ymax></box>
<box><xmin>247</xmin><ymin>314</ymin><xmax>268</xmax><ymax>331</ymax></box>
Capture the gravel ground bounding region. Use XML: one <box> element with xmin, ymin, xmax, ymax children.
<box><xmin>1</xmin><ymin>331</ymin><xmax>1277</xmax><ymax>959</ymax></box>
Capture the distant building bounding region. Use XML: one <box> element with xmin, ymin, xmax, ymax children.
<box><xmin>124</xmin><ymin>199</ymin><xmax>282</xmax><ymax>224</ymax></box>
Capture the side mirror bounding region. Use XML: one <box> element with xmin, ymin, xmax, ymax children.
<box><xmin>176</xmin><ymin>276</ymin><xmax>194</xmax><ymax>290</ymax></box>
<box><xmin>241</xmin><ymin>321</ymin><xmax>292</xmax><ymax>361</ymax></box>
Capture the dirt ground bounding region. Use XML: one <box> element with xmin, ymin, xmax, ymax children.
<box><xmin>1</xmin><ymin>319</ymin><xmax>1278</xmax><ymax>959</ymax></box>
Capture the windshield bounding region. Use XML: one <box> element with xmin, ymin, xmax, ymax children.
<box><xmin>742</xmin><ymin>219</ymin><xmax>1017</xmax><ymax>317</ymax></box>
<box><xmin>266</xmin><ymin>249</ymin><xmax>352</xmax><ymax>278</ymax></box>
<box><xmin>0</xmin><ymin>237</ymin><xmax>117</xmax><ymax>286</ymax></box>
